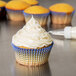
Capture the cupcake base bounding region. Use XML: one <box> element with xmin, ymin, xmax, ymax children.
<box><xmin>16</xmin><ymin>59</ymin><xmax>48</xmax><ymax>67</ymax></box>
<box><xmin>23</xmin><ymin>13</ymin><xmax>50</xmax><ymax>27</ymax></box>
<box><xmin>7</xmin><ymin>9</ymin><xmax>25</xmax><ymax>21</ymax></box>
<box><xmin>15</xmin><ymin>50</ymin><xmax>49</xmax><ymax>66</ymax></box>
<box><xmin>51</xmin><ymin>14</ymin><xmax>72</xmax><ymax>25</ymax></box>
<box><xmin>50</xmin><ymin>11</ymin><xmax>75</xmax><ymax>26</ymax></box>
<box><xmin>11</xmin><ymin>42</ymin><xmax>53</xmax><ymax>66</ymax></box>
<box><xmin>25</xmin><ymin>15</ymin><xmax>48</xmax><ymax>27</ymax></box>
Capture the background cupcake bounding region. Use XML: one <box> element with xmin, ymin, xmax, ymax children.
<box><xmin>49</xmin><ymin>3</ymin><xmax>75</xmax><ymax>26</ymax></box>
<box><xmin>23</xmin><ymin>5</ymin><xmax>50</xmax><ymax>27</ymax></box>
<box><xmin>22</xmin><ymin>0</ymin><xmax>38</xmax><ymax>6</ymax></box>
<box><xmin>12</xmin><ymin>0</ymin><xmax>39</xmax><ymax>6</ymax></box>
<box><xmin>11</xmin><ymin>16</ymin><xmax>53</xmax><ymax>66</ymax></box>
<box><xmin>5</xmin><ymin>1</ymin><xmax>30</xmax><ymax>21</ymax></box>
<box><xmin>0</xmin><ymin>1</ymin><xmax>7</xmax><ymax>20</ymax></box>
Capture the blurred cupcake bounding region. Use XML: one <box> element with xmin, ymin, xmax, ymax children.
<box><xmin>49</xmin><ymin>3</ymin><xmax>75</xmax><ymax>25</ymax></box>
<box><xmin>5</xmin><ymin>1</ymin><xmax>30</xmax><ymax>21</ymax></box>
<box><xmin>12</xmin><ymin>0</ymin><xmax>39</xmax><ymax>6</ymax></box>
<box><xmin>0</xmin><ymin>1</ymin><xmax>7</xmax><ymax>20</ymax></box>
<box><xmin>21</xmin><ymin>0</ymin><xmax>38</xmax><ymax>6</ymax></box>
<box><xmin>23</xmin><ymin>6</ymin><xmax>50</xmax><ymax>27</ymax></box>
<box><xmin>11</xmin><ymin>16</ymin><xmax>53</xmax><ymax>66</ymax></box>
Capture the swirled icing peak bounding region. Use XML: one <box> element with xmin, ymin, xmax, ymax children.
<box><xmin>12</xmin><ymin>16</ymin><xmax>52</xmax><ymax>48</ymax></box>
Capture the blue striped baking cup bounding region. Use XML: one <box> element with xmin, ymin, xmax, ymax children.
<box><xmin>11</xmin><ymin>42</ymin><xmax>54</xmax><ymax>53</ymax></box>
<box><xmin>50</xmin><ymin>10</ymin><xmax>75</xmax><ymax>15</ymax></box>
<box><xmin>23</xmin><ymin>11</ymin><xmax>50</xmax><ymax>16</ymax></box>
<box><xmin>12</xmin><ymin>42</ymin><xmax>53</xmax><ymax>66</ymax></box>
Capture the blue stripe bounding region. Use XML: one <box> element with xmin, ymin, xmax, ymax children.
<box><xmin>5</xmin><ymin>8</ymin><xmax>23</xmax><ymax>12</ymax></box>
<box><xmin>11</xmin><ymin>42</ymin><xmax>54</xmax><ymax>53</ymax></box>
<box><xmin>23</xmin><ymin>11</ymin><xmax>50</xmax><ymax>16</ymax></box>
<box><xmin>50</xmin><ymin>10</ymin><xmax>75</xmax><ymax>15</ymax></box>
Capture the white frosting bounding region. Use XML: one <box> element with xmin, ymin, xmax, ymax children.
<box><xmin>12</xmin><ymin>16</ymin><xmax>52</xmax><ymax>48</ymax></box>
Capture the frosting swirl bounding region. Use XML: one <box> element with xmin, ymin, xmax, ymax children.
<box><xmin>12</xmin><ymin>16</ymin><xmax>52</xmax><ymax>48</ymax></box>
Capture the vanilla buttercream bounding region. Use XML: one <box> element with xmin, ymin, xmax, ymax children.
<box><xmin>12</xmin><ymin>16</ymin><xmax>52</xmax><ymax>48</ymax></box>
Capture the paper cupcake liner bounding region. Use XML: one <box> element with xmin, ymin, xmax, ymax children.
<box><xmin>51</xmin><ymin>14</ymin><xmax>73</xmax><ymax>25</ymax></box>
<box><xmin>23</xmin><ymin>12</ymin><xmax>50</xmax><ymax>27</ymax></box>
<box><xmin>6</xmin><ymin>9</ymin><xmax>25</xmax><ymax>21</ymax></box>
<box><xmin>11</xmin><ymin>42</ymin><xmax>53</xmax><ymax>66</ymax></box>
<box><xmin>50</xmin><ymin>11</ymin><xmax>75</xmax><ymax>25</ymax></box>
<box><xmin>50</xmin><ymin>10</ymin><xmax>75</xmax><ymax>16</ymax></box>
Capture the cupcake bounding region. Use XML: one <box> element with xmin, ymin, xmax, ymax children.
<box><xmin>5</xmin><ymin>1</ymin><xmax>30</xmax><ymax>21</ymax></box>
<box><xmin>23</xmin><ymin>5</ymin><xmax>50</xmax><ymax>27</ymax></box>
<box><xmin>12</xmin><ymin>0</ymin><xmax>39</xmax><ymax>6</ymax></box>
<box><xmin>11</xmin><ymin>16</ymin><xmax>53</xmax><ymax>66</ymax></box>
<box><xmin>0</xmin><ymin>1</ymin><xmax>7</xmax><ymax>20</ymax></box>
<box><xmin>49</xmin><ymin>3</ymin><xmax>75</xmax><ymax>25</ymax></box>
<box><xmin>21</xmin><ymin>0</ymin><xmax>38</xmax><ymax>6</ymax></box>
